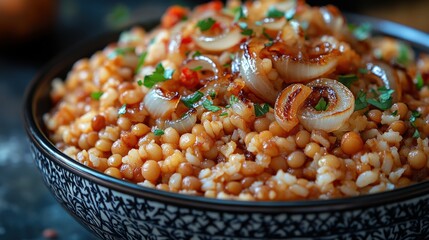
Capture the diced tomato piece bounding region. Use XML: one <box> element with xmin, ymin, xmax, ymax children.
<box><xmin>181</xmin><ymin>36</ymin><xmax>193</xmax><ymax>45</ymax></box>
<box><xmin>161</xmin><ymin>5</ymin><xmax>189</xmax><ymax>28</ymax></box>
<box><xmin>180</xmin><ymin>67</ymin><xmax>200</xmax><ymax>89</ymax></box>
<box><xmin>195</xmin><ymin>1</ymin><xmax>223</xmax><ymax>13</ymax></box>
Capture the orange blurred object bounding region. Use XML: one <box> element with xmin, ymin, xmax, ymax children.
<box><xmin>0</xmin><ymin>0</ymin><xmax>56</xmax><ymax>44</ymax></box>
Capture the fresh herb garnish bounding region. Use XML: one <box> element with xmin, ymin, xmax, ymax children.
<box><xmin>416</xmin><ymin>73</ymin><xmax>424</xmax><ymax>90</ymax></box>
<box><xmin>413</xmin><ymin>129</ymin><xmax>421</xmax><ymax>138</ymax></box>
<box><xmin>229</xmin><ymin>95</ymin><xmax>239</xmax><ymax>105</ymax></box>
<box><xmin>143</xmin><ymin>63</ymin><xmax>174</xmax><ymax>88</ymax></box>
<box><xmin>220</xmin><ymin>112</ymin><xmax>228</xmax><ymax>117</ymax></box>
<box><xmin>254</xmin><ymin>103</ymin><xmax>270</xmax><ymax>117</ymax></box>
<box><xmin>314</xmin><ymin>98</ymin><xmax>328</xmax><ymax>111</ymax></box>
<box><xmin>153</xmin><ymin>129</ymin><xmax>165</xmax><ymax>136</ymax></box>
<box><xmin>391</xmin><ymin>110</ymin><xmax>398</xmax><ymax>116</ymax></box>
<box><xmin>90</xmin><ymin>91</ymin><xmax>103</xmax><ymax>100</ymax></box>
<box><xmin>339</xmin><ymin>74</ymin><xmax>358</xmax><ymax>88</ymax></box>
<box><xmin>192</xmin><ymin>51</ymin><xmax>202</xmax><ymax>58</ymax></box>
<box><xmin>202</xmin><ymin>99</ymin><xmax>221</xmax><ymax>112</ymax></box>
<box><xmin>118</xmin><ymin>104</ymin><xmax>127</xmax><ymax>115</ymax></box>
<box><xmin>397</xmin><ymin>42</ymin><xmax>410</xmax><ymax>65</ymax></box>
<box><xmin>191</xmin><ymin>66</ymin><xmax>203</xmax><ymax>71</ymax></box>
<box><xmin>355</xmin><ymin>90</ymin><xmax>368</xmax><ymax>111</ymax></box>
<box><xmin>409</xmin><ymin>110</ymin><xmax>421</xmax><ymax>127</ymax></box>
<box><xmin>209</xmin><ymin>90</ymin><xmax>216</xmax><ymax>99</ymax></box>
<box><xmin>137</xmin><ymin>80</ymin><xmax>143</xmax><ymax>86</ymax></box>
<box><xmin>262</xmin><ymin>28</ymin><xmax>273</xmax><ymax>40</ymax></box>
<box><xmin>238</xmin><ymin>22</ymin><xmax>254</xmax><ymax>36</ymax></box>
<box><xmin>366</xmin><ymin>87</ymin><xmax>394</xmax><ymax>110</ymax></box>
<box><xmin>358</xmin><ymin>68</ymin><xmax>369</xmax><ymax>74</ymax></box>
<box><xmin>135</xmin><ymin>51</ymin><xmax>148</xmax><ymax>74</ymax></box>
<box><xmin>196</xmin><ymin>18</ymin><xmax>216</xmax><ymax>31</ymax></box>
<box><xmin>182</xmin><ymin>91</ymin><xmax>204</xmax><ymax>108</ymax></box>
<box><xmin>108</xmin><ymin>47</ymin><xmax>135</xmax><ymax>59</ymax></box>
<box><xmin>266</xmin><ymin>7</ymin><xmax>284</xmax><ymax>18</ymax></box>
<box><xmin>349</xmin><ymin>23</ymin><xmax>372</xmax><ymax>41</ymax></box>
<box><xmin>264</xmin><ymin>41</ymin><xmax>274</xmax><ymax>47</ymax></box>
<box><xmin>233</xmin><ymin>6</ymin><xmax>246</xmax><ymax>22</ymax></box>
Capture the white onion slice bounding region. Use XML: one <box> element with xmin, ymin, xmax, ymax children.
<box><xmin>366</xmin><ymin>61</ymin><xmax>402</xmax><ymax>102</ymax></box>
<box><xmin>143</xmin><ymin>87</ymin><xmax>180</xmax><ymax>119</ymax></box>
<box><xmin>239</xmin><ymin>39</ymin><xmax>280</xmax><ymax>104</ymax></box>
<box><xmin>165</xmin><ymin>109</ymin><xmax>197</xmax><ymax>134</ymax></box>
<box><xmin>194</xmin><ymin>28</ymin><xmax>243</xmax><ymax>52</ymax></box>
<box><xmin>298</xmin><ymin>78</ymin><xmax>354</xmax><ymax>132</ymax></box>
<box><xmin>260</xmin><ymin>18</ymin><xmax>287</xmax><ymax>31</ymax></box>
<box><xmin>183</xmin><ymin>55</ymin><xmax>220</xmax><ymax>80</ymax></box>
<box><xmin>275</xmin><ymin>84</ymin><xmax>312</xmax><ymax>132</ymax></box>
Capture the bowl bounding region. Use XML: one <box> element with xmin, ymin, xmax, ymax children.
<box><xmin>23</xmin><ymin>15</ymin><xmax>429</xmax><ymax>240</ymax></box>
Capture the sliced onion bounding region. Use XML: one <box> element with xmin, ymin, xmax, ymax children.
<box><xmin>183</xmin><ymin>55</ymin><xmax>220</xmax><ymax>80</ymax></box>
<box><xmin>165</xmin><ymin>109</ymin><xmax>197</xmax><ymax>134</ymax></box>
<box><xmin>143</xmin><ymin>87</ymin><xmax>180</xmax><ymax>119</ymax></box>
<box><xmin>366</xmin><ymin>61</ymin><xmax>402</xmax><ymax>102</ymax></box>
<box><xmin>275</xmin><ymin>84</ymin><xmax>312</xmax><ymax>132</ymax></box>
<box><xmin>240</xmin><ymin>38</ymin><xmax>280</xmax><ymax>104</ymax></box>
<box><xmin>260</xmin><ymin>18</ymin><xmax>287</xmax><ymax>31</ymax></box>
<box><xmin>271</xmin><ymin>41</ymin><xmax>340</xmax><ymax>83</ymax></box>
<box><xmin>231</xmin><ymin>97</ymin><xmax>255</xmax><ymax>121</ymax></box>
<box><xmin>194</xmin><ymin>27</ymin><xmax>243</xmax><ymax>52</ymax></box>
<box><xmin>298</xmin><ymin>78</ymin><xmax>354</xmax><ymax>132</ymax></box>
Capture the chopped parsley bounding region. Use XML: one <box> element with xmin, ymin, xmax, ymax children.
<box><xmin>416</xmin><ymin>73</ymin><xmax>424</xmax><ymax>90</ymax></box>
<box><xmin>90</xmin><ymin>91</ymin><xmax>103</xmax><ymax>100</ymax></box>
<box><xmin>262</xmin><ymin>28</ymin><xmax>273</xmax><ymax>40</ymax></box>
<box><xmin>143</xmin><ymin>63</ymin><xmax>174</xmax><ymax>88</ymax></box>
<box><xmin>338</xmin><ymin>74</ymin><xmax>358</xmax><ymax>88</ymax></box>
<box><xmin>192</xmin><ymin>51</ymin><xmax>202</xmax><ymax>58</ymax></box>
<box><xmin>135</xmin><ymin>51</ymin><xmax>148</xmax><ymax>74</ymax></box>
<box><xmin>409</xmin><ymin>110</ymin><xmax>421</xmax><ymax>127</ymax></box>
<box><xmin>314</xmin><ymin>98</ymin><xmax>328</xmax><ymax>111</ymax></box>
<box><xmin>264</xmin><ymin>41</ymin><xmax>274</xmax><ymax>47</ymax></box>
<box><xmin>233</xmin><ymin>6</ymin><xmax>246</xmax><ymax>22</ymax></box>
<box><xmin>366</xmin><ymin>86</ymin><xmax>394</xmax><ymax>110</ymax></box>
<box><xmin>391</xmin><ymin>110</ymin><xmax>398</xmax><ymax>116</ymax></box>
<box><xmin>254</xmin><ymin>103</ymin><xmax>270</xmax><ymax>117</ymax></box>
<box><xmin>349</xmin><ymin>23</ymin><xmax>372</xmax><ymax>41</ymax></box>
<box><xmin>209</xmin><ymin>90</ymin><xmax>216</xmax><ymax>99</ymax></box>
<box><xmin>118</xmin><ymin>104</ymin><xmax>127</xmax><ymax>115</ymax></box>
<box><xmin>238</xmin><ymin>22</ymin><xmax>254</xmax><ymax>36</ymax></box>
<box><xmin>153</xmin><ymin>129</ymin><xmax>165</xmax><ymax>136</ymax></box>
<box><xmin>358</xmin><ymin>68</ymin><xmax>369</xmax><ymax>74</ymax></box>
<box><xmin>108</xmin><ymin>47</ymin><xmax>135</xmax><ymax>59</ymax></box>
<box><xmin>355</xmin><ymin>90</ymin><xmax>368</xmax><ymax>111</ymax></box>
<box><xmin>266</xmin><ymin>7</ymin><xmax>284</xmax><ymax>18</ymax></box>
<box><xmin>202</xmin><ymin>99</ymin><xmax>221</xmax><ymax>112</ymax></box>
<box><xmin>196</xmin><ymin>18</ymin><xmax>216</xmax><ymax>31</ymax></box>
<box><xmin>182</xmin><ymin>91</ymin><xmax>204</xmax><ymax>108</ymax></box>
<box><xmin>397</xmin><ymin>42</ymin><xmax>411</xmax><ymax>65</ymax></box>
<box><xmin>219</xmin><ymin>112</ymin><xmax>228</xmax><ymax>117</ymax></box>
<box><xmin>413</xmin><ymin>129</ymin><xmax>421</xmax><ymax>138</ymax></box>
<box><xmin>137</xmin><ymin>80</ymin><xmax>143</xmax><ymax>86</ymax></box>
<box><xmin>229</xmin><ymin>95</ymin><xmax>239</xmax><ymax>105</ymax></box>
<box><xmin>191</xmin><ymin>66</ymin><xmax>203</xmax><ymax>71</ymax></box>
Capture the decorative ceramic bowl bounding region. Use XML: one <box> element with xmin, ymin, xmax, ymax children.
<box><xmin>23</xmin><ymin>16</ymin><xmax>429</xmax><ymax>240</ymax></box>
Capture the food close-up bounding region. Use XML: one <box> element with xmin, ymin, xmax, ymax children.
<box><xmin>43</xmin><ymin>0</ymin><xmax>429</xmax><ymax>201</ymax></box>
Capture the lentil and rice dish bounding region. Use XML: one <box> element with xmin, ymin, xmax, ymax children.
<box><xmin>44</xmin><ymin>0</ymin><xmax>429</xmax><ymax>200</ymax></box>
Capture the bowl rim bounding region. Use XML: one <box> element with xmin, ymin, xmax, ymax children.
<box><xmin>23</xmin><ymin>14</ymin><xmax>429</xmax><ymax>213</ymax></box>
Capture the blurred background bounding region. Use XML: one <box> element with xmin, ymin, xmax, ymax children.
<box><xmin>0</xmin><ymin>0</ymin><xmax>427</xmax><ymax>239</ymax></box>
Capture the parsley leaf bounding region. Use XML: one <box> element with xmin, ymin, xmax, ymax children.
<box><xmin>137</xmin><ymin>80</ymin><xmax>143</xmax><ymax>86</ymax></box>
<box><xmin>202</xmin><ymin>99</ymin><xmax>221</xmax><ymax>112</ymax></box>
<box><xmin>339</xmin><ymin>74</ymin><xmax>358</xmax><ymax>88</ymax></box>
<box><xmin>143</xmin><ymin>63</ymin><xmax>174</xmax><ymax>88</ymax></box>
<box><xmin>413</xmin><ymin>129</ymin><xmax>421</xmax><ymax>138</ymax></box>
<box><xmin>182</xmin><ymin>91</ymin><xmax>204</xmax><ymax>108</ymax></box>
<box><xmin>264</xmin><ymin>41</ymin><xmax>274</xmax><ymax>47</ymax></box>
<box><xmin>90</xmin><ymin>91</ymin><xmax>103</xmax><ymax>100</ymax></box>
<box><xmin>229</xmin><ymin>95</ymin><xmax>239</xmax><ymax>105</ymax></box>
<box><xmin>397</xmin><ymin>42</ymin><xmax>411</xmax><ymax>65</ymax></box>
<box><xmin>233</xmin><ymin>6</ymin><xmax>246</xmax><ymax>22</ymax></box>
<box><xmin>254</xmin><ymin>103</ymin><xmax>270</xmax><ymax>117</ymax></box>
<box><xmin>367</xmin><ymin>87</ymin><xmax>394</xmax><ymax>110</ymax></box>
<box><xmin>196</xmin><ymin>18</ymin><xmax>216</xmax><ymax>31</ymax></box>
<box><xmin>135</xmin><ymin>51</ymin><xmax>148</xmax><ymax>74</ymax></box>
<box><xmin>358</xmin><ymin>68</ymin><xmax>369</xmax><ymax>74</ymax></box>
<box><xmin>314</xmin><ymin>98</ymin><xmax>328</xmax><ymax>111</ymax></box>
<box><xmin>118</xmin><ymin>104</ymin><xmax>127</xmax><ymax>115</ymax></box>
<box><xmin>262</xmin><ymin>28</ymin><xmax>273</xmax><ymax>40</ymax></box>
<box><xmin>349</xmin><ymin>23</ymin><xmax>372</xmax><ymax>41</ymax></box>
<box><xmin>266</xmin><ymin>7</ymin><xmax>284</xmax><ymax>18</ymax></box>
<box><xmin>240</xmin><ymin>27</ymin><xmax>254</xmax><ymax>36</ymax></box>
<box><xmin>355</xmin><ymin>90</ymin><xmax>368</xmax><ymax>111</ymax></box>
<box><xmin>209</xmin><ymin>90</ymin><xmax>216</xmax><ymax>99</ymax></box>
<box><xmin>153</xmin><ymin>129</ymin><xmax>165</xmax><ymax>136</ymax></box>
<box><xmin>416</xmin><ymin>73</ymin><xmax>424</xmax><ymax>90</ymax></box>
<box><xmin>219</xmin><ymin>112</ymin><xmax>228</xmax><ymax>117</ymax></box>
<box><xmin>191</xmin><ymin>66</ymin><xmax>203</xmax><ymax>71</ymax></box>
<box><xmin>409</xmin><ymin>110</ymin><xmax>421</xmax><ymax>127</ymax></box>
<box><xmin>391</xmin><ymin>110</ymin><xmax>398</xmax><ymax>116</ymax></box>
<box><xmin>192</xmin><ymin>51</ymin><xmax>201</xmax><ymax>58</ymax></box>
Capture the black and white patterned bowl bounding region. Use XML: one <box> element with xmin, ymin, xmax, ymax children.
<box><xmin>23</xmin><ymin>16</ymin><xmax>429</xmax><ymax>240</ymax></box>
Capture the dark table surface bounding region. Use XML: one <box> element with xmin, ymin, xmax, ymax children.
<box><xmin>0</xmin><ymin>0</ymin><xmax>427</xmax><ymax>239</ymax></box>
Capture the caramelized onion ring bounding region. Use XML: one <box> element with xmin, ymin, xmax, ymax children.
<box><xmin>143</xmin><ymin>87</ymin><xmax>180</xmax><ymax>119</ymax></box>
<box><xmin>275</xmin><ymin>84</ymin><xmax>312</xmax><ymax>132</ymax></box>
<box><xmin>165</xmin><ymin>109</ymin><xmax>197</xmax><ymax>134</ymax></box>
<box><xmin>298</xmin><ymin>78</ymin><xmax>354</xmax><ymax>132</ymax></box>
<box><xmin>240</xmin><ymin>38</ymin><xmax>281</xmax><ymax>104</ymax></box>
<box><xmin>366</xmin><ymin>61</ymin><xmax>402</xmax><ymax>102</ymax></box>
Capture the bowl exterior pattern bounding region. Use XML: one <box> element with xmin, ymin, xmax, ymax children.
<box><xmin>30</xmin><ymin>141</ymin><xmax>429</xmax><ymax>240</ymax></box>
